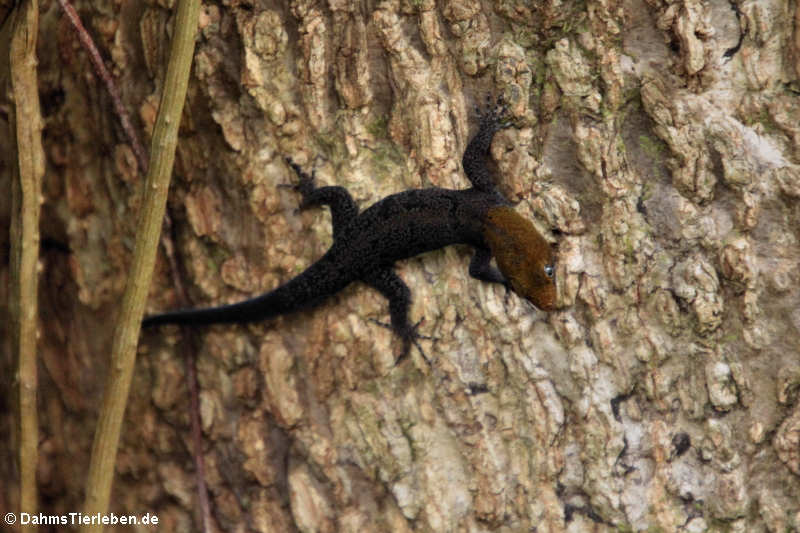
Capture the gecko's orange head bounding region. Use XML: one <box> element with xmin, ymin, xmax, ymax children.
<box><xmin>484</xmin><ymin>206</ymin><xmax>557</xmax><ymax>311</ymax></box>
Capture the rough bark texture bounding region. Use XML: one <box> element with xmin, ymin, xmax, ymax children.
<box><xmin>2</xmin><ymin>0</ymin><xmax>800</xmax><ymax>532</ymax></box>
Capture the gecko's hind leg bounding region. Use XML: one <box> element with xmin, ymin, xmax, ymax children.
<box><xmin>285</xmin><ymin>158</ymin><xmax>359</xmax><ymax>240</ymax></box>
<box><xmin>364</xmin><ymin>268</ymin><xmax>435</xmax><ymax>365</ymax></box>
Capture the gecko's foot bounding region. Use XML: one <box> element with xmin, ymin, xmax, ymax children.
<box><xmin>475</xmin><ymin>94</ymin><xmax>512</xmax><ymax>133</ymax></box>
<box><xmin>283</xmin><ymin>157</ymin><xmax>318</xmax><ymax>209</ymax></box>
<box><xmin>399</xmin><ymin>318</ymin><xmax>435</xmax><ymax>365</ymax></box>
<box><xmin>502</xmin><ymin>280</ymin><xmax>514</xmax><ymax>305</ymax></box>
<box><xmin>369</xmin><ymin>317</ymin><xmax>435</xmax><ymax>366</ymax></box>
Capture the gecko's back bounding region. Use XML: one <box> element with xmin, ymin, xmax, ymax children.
<box><xmin>327</xmin><ymin>186</ymin><xmax>507</xmax><ymax>273</ymax></box>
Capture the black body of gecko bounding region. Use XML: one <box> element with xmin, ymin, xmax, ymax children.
<box><xmin>143</xmin><ymin>99</ymin><xmax>557</xmax><ymax>358</ymax></box>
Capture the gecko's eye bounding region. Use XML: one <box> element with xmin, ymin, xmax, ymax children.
<box><xmin>543</xmin><ymin>264</ymin><xmax>554</xmax><ymax>278</ymax></box>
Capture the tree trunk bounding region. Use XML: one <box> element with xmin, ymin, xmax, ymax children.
<box><xmin>2</xmin><ymin>0</ymin><xmax>800</xmax><ymax>531</ymax></box>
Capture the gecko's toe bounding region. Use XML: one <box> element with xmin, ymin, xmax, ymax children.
<box><xmin>476</xmin><ymin>93</ymin><xmax>513</xmax><ymax>132</ymax></box>
<box><xmin>400</xmin><ymin>318</ymin><xmax>435</xmax><ymax>366</ymax></box>
<box><xmin>370</xmin><ymin>317</ymin><xmax>434</xmax><ymax>366</ymax></box>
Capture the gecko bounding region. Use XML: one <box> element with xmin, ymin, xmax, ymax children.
<box><xmin>142</xmin><ymin>97</ymin><xmax>557</xmax><ymax>360</ymax></box>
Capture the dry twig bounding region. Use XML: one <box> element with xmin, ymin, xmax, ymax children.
<box><xmin>58</xmin><ymin>1</ymin><xmax>212</xmax><ymax>528</ymax></box>
<box><xmin>6</xmin><ymin>0</ymin><xmax>45</xmax><ymax>528</ymax></box>
<box><xmin>56</xmin><ymin>0</ymin><xmax>149</xmax><ymax>173</ymax></box>
<box><xmin>80</xmin><ymin>0</ymin><xmax>201</xmax><ymax>531</ymax></box>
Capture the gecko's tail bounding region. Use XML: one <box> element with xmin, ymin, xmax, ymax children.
<box><xmin>142</xmin><ymin>293</ymin><xmax>285</xmax><ymax>327</ymax></box>
<box><xmin>142</xmin><ymin>255</ymin><xmax>349</xmax><ymax>328</ymax></box>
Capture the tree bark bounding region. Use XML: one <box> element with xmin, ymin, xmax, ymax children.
<box><xmin>2</xmin><ymin>0</ymin><xmax>800</xmax><ymax>531</ymax></box>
